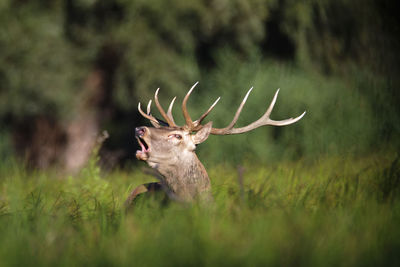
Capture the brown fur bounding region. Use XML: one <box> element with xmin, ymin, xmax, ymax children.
<box><xmin>124</xmin><ymin>182</ymin><xmax>165</xmax><ymax>207</ymax></box>
<box><xmin>129</xmin><ymin>123</ymin><xmax>213</xmax><ymax>204</ymax></box>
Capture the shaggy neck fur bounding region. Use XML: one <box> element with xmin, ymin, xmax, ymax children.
<box><xmin>151</xmin><ymin>151</ymin><xmax>211</xmax><ymax>201</ymax></box>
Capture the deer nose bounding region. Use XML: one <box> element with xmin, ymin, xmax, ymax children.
<box><xmin>135</xmin><ymin>127</ymin><xmax>146</xmax><ymax>137</ymax></box>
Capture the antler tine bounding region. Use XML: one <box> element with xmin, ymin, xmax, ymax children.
<box><xmin>193</xmin><ymin>96</ymin><xmax>221</xmax><ymax>129</ymax></box>
<box><xmin>263</xmin><ymin>111</ymin><xmax>306</xmax><ymax>126</ymax></box>
<box><xmin>182</xmin><ymin>81</ymin><xmax>199</xmax><ymax>129</ymax></box>
<box><xmin>154</xmin><ymin>88</ymin><xmax>176</xmax><ymax>127</ymax></box>
<box><xmin>145</xmin><ymin>100</ymin><xmax>160</xmax><ymax>128</ymax></box>
<box><xmin>210</xmin><ymin>88</ymin><xmax>306</xmax><ymax>135</ymax></box>
<box><xmin>253</xmin><ymin>89</ymin><xmax>306</xmax><ymax>127</ymax></box>
<box><xmin>147</xmin><ymin>100</ymin><xmax>152</xmax><ymax>114</ymax></box>
<box><xmin>138</xmin><ymin>102</ymin><xmax>161</xmax><ymax>128</ymax></box>
<box><xmin>265</xmin><ymin>88</ymin><xmax>279</xmax><ymax>118</ymax></box>
<box><xmin>167</xmin><ymin>97</ymin><xmax>177</xmax><ymax>126</ymax></box>
<box><xmin>209</xmin><ymin>87</ymin><xmax>253</xmax><ymax>134</ymax></box>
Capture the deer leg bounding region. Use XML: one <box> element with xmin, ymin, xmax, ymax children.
<box><xmin>124</xmin><ymin>182</ymin><xmax>164</xmax><ymax>208</ymax></box>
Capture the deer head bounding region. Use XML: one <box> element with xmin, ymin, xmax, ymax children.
<box><xmin>135</xmin><ymin>82</ymin><xmax>305</xmax><ymax>201</ymax></box>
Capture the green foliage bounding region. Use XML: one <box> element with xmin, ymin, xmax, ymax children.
<box><xmin>0</xmin><ymin>130</ymin><xmax>13</xmax><ymax>161</ymax></box>
<box><xmin>0</xmin><ymin>2</ymin><xmax>399</xmax><ymax>264</ymax></box>
<box><xmin>194</xmin><ymin>53</ymin><xmax>397</xmax><ymax>165</ymax></box>
<box><xmin>1</xmin><ymin>152</ymin><xmax>400</xmax><ymax>266</ymax></box>
<box><xmin>0</xmin><ymin>0</ymin><xmax>399</xmax><ymax>165</ymax></box>
<box><xmin>281</xmin><ymin>0</ymin><xmax>400</xmax><ymax>75</ymax></box>
<box><xmin>0</xmin><ymin>1</ymin><xmax>83</xmax><ymax>119</ymax></box>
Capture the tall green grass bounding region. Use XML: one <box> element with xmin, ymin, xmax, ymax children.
<box><xmin>0</xmin><ymin>150</ymin><xmax>399</xmax><ymax>266</ymax></box>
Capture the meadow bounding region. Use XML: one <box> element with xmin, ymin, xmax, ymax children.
<box><xmin>1</xmin><ymin>150</ymin><xmax>399</xmax><ymax>266</ymax></box>
<box><xmin>1</xmin><ymin>1</ymin><xmax>399</xmax><ymax>266</ymax></box>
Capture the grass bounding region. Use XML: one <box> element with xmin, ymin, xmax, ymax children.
<box><xmin>0</xmin><ymin>151</ymin><xmax>399</xmax><ymax>266</ymax></box>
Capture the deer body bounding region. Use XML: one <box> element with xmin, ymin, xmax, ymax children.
<box><xmin>128</xmin><ymin>82</ymin><xmax>305</xmax><ymax>204</ymax></box>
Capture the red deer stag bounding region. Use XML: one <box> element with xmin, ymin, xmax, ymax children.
<box><xmin>126</xmin><ymin>82</ymin><xmax>305</xmax><ymax>205</ymax></box>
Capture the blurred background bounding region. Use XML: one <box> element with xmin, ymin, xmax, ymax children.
<box><xmin>0</xmin><ymin>0</ymin><xmax>399</xmax><ymax>172</ymax></box>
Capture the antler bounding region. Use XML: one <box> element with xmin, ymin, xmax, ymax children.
<box><xmin>138</xmin><ymin>82</ymin><xmax>305</xmax><ymax>134</ymax></box>
<box><xmin>138</xmin><ymin>101</ymin><xmax>160</xmax><ymax>128</ymax></box>
<box><xmin>181</xmin><ymin>82</ymin><xmax>221</xmax><ymax>131</ymax></box>
<box><xmin>138</xmin><ymin>90</ymin><xmax>178</xmax><ymax>128</ymax></box>
<box><xmin>208</xmin><ymin>88</ymin><xmax>306</xmax><ymax>135</ymax></box>
<box><xmin>138</xmin><ymin>81</ymin><xmax>221</xmax><ymax>130</ymax></box>
<box><xmin>154</xmin><ymin>88</ymin><xmax>177</xmax><ymax>127</ymax></box>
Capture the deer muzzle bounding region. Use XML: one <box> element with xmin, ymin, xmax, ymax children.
<box><xmin>135</xmin><ymin>127</ymin><xmax>150</xmax><ymax>161</ymax></box>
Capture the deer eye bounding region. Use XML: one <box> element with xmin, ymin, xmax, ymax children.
<box><xmin>168</xmin><ymin>134</ymin><xmax>182</xmax><ymax>140</ymax></box>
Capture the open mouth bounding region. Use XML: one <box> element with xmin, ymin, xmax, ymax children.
<box><xmin>136</xmin><ymin>136</ymin><xmax>150</xmax><ymax>160</ymax></box>
<box><xmin>137</xmin><ymin>136</ymin><xmax>149</xmax><ymax>152</ymax></box>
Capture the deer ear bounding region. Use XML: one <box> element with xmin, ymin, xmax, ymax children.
<box><xmin>192</xmin><ymin>122</ymin><xmax>212</xmax><ymax>145</ymax></box>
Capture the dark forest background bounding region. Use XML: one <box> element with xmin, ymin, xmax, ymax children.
<box><xmin>0</xmin><ymin>0</ymin><xmax>399</xmax><ymax>172</ymax></box>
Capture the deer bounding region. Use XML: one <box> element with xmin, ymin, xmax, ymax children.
<box><xmin>125</xmin><ymin>82</ymin><xmax>305</xmax><ymax>206</ymax></box>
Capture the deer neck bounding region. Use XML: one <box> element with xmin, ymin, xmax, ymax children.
<box><xmin>149</xmin><ymin>151</ymin><xmax>211</xmax><ymax>201</ymax></box>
